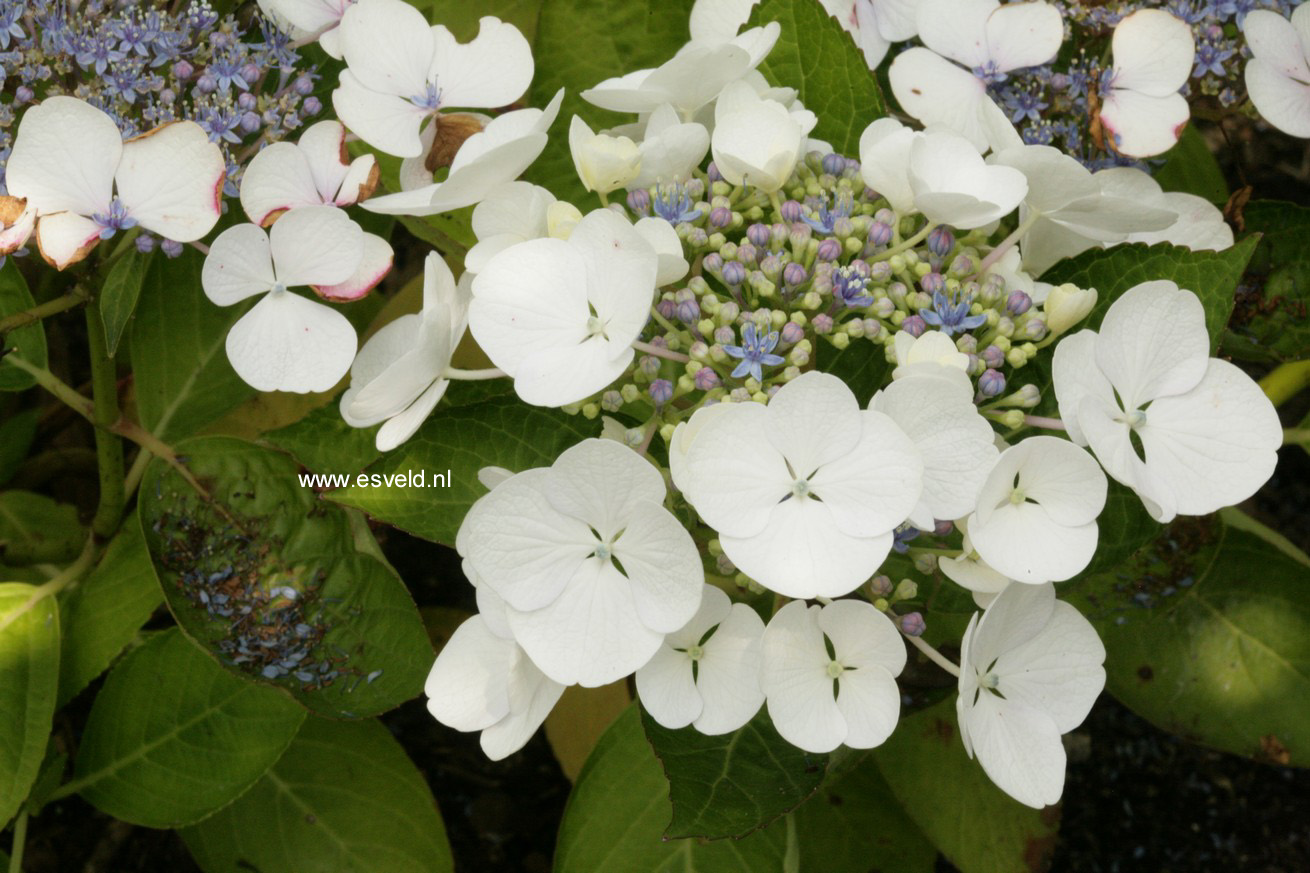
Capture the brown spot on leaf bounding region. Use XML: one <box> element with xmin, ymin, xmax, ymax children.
<box><xmin>1024</xmin><ymin>833</ymin><xmax>1057</xmax><ymax>872</ymax></box>
<box><xmin>1138</xmin><ymin>665</ymin><xmax>1154</xmax><ymax>682</ymax></box>
<box><xmin>1258</xmin><ymin>734</ymin><xmax>1290</xmax><ymax>765</ymax></box>
<box><xmin>928</xmin><ymin>718</ymin><xmax>953</xmax><ymax>745</ymax></box>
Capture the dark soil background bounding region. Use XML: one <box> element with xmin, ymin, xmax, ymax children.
<box><xmin>15</xmin><ymin>121</ymin><xmax>1310</xmax><ymax>873</ymax></box>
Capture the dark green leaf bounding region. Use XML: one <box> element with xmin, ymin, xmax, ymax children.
<box><xmin>816</xmin><ymin>337</ymin><xmax>889</xmax><ymax>406</ymax></box>
<box><xmin>0</xmin><ymin>491</ymin><xmax>84</xmax><ymax>565</ymax></box>
<box><xmin>872</xmin><ymin>697</ymin><xmax>1060</xmax><ymax>873</ymax></box>
<box><xmin>1154</xmin><ymin>126</ymin><xmax>1228</xmax><ymax>205</ymax></box>
<box><xmin>0</xmin><ymin>583</ymin><xmax>60</xmax><ymax>828</ymax></box>
<box><xmin>129</xmin><ymin>248</ymin><xmax>256</xmax><ymax>440</ymax></box>
<box><xmin>1223</xmin><ymin>199</ymin><xmax>1310</xmax><ymax>363</ymax></box>
<box><xmin>57</xmin><ymin>517</ymin><xmax>163</xmax><ymax>706</ymax></box>
<box><xmin>330</xmin><ymin>394</ymin><xmax>595</xmax><ymax>545</ymax></box>
<box><xmin>746</xmin><ymin>0</ymin><xmax>887</xmax><ymax>156</ymax></box>
<box><xmin>0</xmin><ymin>407</ymin><xmax>38</xmax><ymax>485</ymax></box>
<box><xmin>72</xmin><ymin>628</ymin><xmax>306</xmax><ymax>827</ymax></box>
<box><xmin>98</xmin><ymin>250</ymin><xmax>149</xmax><ymax>357</ymax></box>
<box><xmin>555</xmin><ymin>706</ymin><xmax>790</xmax><ymax>873</ymax></box>
<box><xmin>264</xmin><ymin>399</ymin><xmax>382</xmax><ymax>476</ymax></box>
<box><xmin>0</xmin><ymin>259</ymin><xmax>47</xmax><ymax>392</ymax></box>
<box><xmin>414</xmin><ymin>0</ymin><xmax>542</xmax><ymax>40</ymax></box>
<box><xmin>180</xmin><ymin>715</ymin><xmax>454</xmax><ymax>873</ymax></box>
<box><xmin>138</xmin><ymin>437</ymin><xmax>432</xmax><ymax>718</ymax></box>
<box><xmin>1065</xmin><ymin>512</ymin><xmax>1310</xmax><ymax>766</ymax></box>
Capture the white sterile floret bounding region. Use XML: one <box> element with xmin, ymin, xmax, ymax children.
<box><xmin>966</xmin><ymin>436</ymin><xmax>1107</xmax><ymax>584</ymax></box>
<box><xmin>680</xmin><ymin>371</ymin><xmax>923</xmax><ymax>599</ymax></box>
<box><xmin>469</xmin><ymin>208</ymin><xmax>659</xmax><ymax>407</ymax></box>
<box><xmin>759</xmin><ymin>600</ymin><xmax>907</xmax><ymax>754</ymax></box>
<box><xmin>340</xmin><ymin>252</ymin><xmax>469</xmax><ymax>451</ymax></box>
<box><xmin>1094</xmin><ymin>167</ymin><xmax>1235</xmax><ymax>254</ymax></box>
<box><xmin>938</xmin><ymin>517</ymin><xmax>1012</xmax><ymax>607</ymax></box>
<box><xmin>636</xmin><ymin>585</ymin><xmax>766</xmax><ymax>735</ymax></box>
<box><xmin>889</xmin><ymin>0</ymin><xmax>1063</xmax><ymax>152</ymax></box>
<box><xmin>859</xmin><ymin>117</ymin><xmax>919</xmax><ymax>213</ymax></box>
<box><xmin>710</xmin><ymin>82</ymin><xmax>804</xmax><ymax>193</ymax></box>
<box><xmin>907</xmin><ymin>130</ymin><xmax>1028</xmax><ymax>230</ymax></box>
<box><xmin>568</xmin><ymin>116</ymin><xmax>642</xmax><ymax>196</ymax></box>
<box><xmin>629</xmin><ymin>104</ymin><xmax>711</xmax><ymax>190</ymax></box>
<box><xmin>332</xmin><ymin>0</ymin><xmax>533</xmax><ymax>158</ymax></box>
<box><xmin>634</xmin><ymin>216</ymin><xmax>691</xmax><ymax>286</ymax></box>
<box><xmin>892</xmin><ymin>329</ymin><xmax>972</xmax><ymax>391</ymax></box>
<box><xmin>465</xmin><ymin>182</ymin><xmax>580</xmax><ymax>275</ymax></box>
<box><xmin>239</xmin><ymin>120</ymin><xmax>379</xmax><ymax>226</ymax></box>
<box><xmin>957</xmin><ymin>582</ymin><xmax>1105</xmax><ymax>808</ymax></box>
<box><xmin>5</xmin><ymin>96</ymin><xmax>224</xmax><ymax>270</ymax></box>
<box><xmin>1041</xmin><ymin>283</ymin><xmax>1098</xmax><ymax>338</ymax></box>
<box><xmin>987</xmin><ymin>145</ymin><xmax>1176</xmax><ymax>276</ymax></box>
<box><xmin>667</xmin><ymin>402</ymin><xmax>736</xmax><ymax>496</ymax></box>
<box><xmin>581</xmin><ymin>23</ymin><xmax>781</xmax><ymax>117</ymax></box>
<box><xmin>261</xmin><ymin>0</ymin><xmax>354</xmax><ymax>58</ymax></box>
<box><xmin>1052</xmin><ymin>281</ymin><xmax>1281</xmax><ymax>523</ymax></box>
<box><xmin>362</xmin><ymin>90</ymin><xmax>564</xmax><ymax>217</ymax></box>
<box><xmin>202</xmin><ymin>206</ymin><xmax>370</xmax><ymax>393</ymax></box>
<box><xmin>424</xmin><ymin>613</ymin><xmax>565</xmax><ymax>761</ymax></box>
<box><xmin>1243</xmin><ymin>6</ymin><xmax>1310</xmax><ymax>138</ymax></box>
<box><xmin>870</xmin><ymin>374</ymin><xmax>999</xmax><ymax>531</ymax></box>
<box><xmin>457</xmin><ymin>439</ymin><xmax>704</xmax><ymax>687</ymax></box>
<box><xmin>1096</xmin><ymin>9</ymin><xmax>1195</xmax><ymax>158</ymax></box>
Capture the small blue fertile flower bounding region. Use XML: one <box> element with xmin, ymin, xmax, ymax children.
<box><xmin>652</xmin><ymin>183</ymin><xmax>702</xmax><ymax>224</ymax></box>
<box><xmin>91</xmin><ymin>197</ymin><xmax>138</xmax><ymax>239</ymax></box>
<box><xmin>723</xmin><ymin>322</ymin><xmax>785</xmax><ymax>382</ymax></box>
<box><xmin>1192</xmin><ymin>39</ymin><xmax>1233</xmax><ymax>78</ymax></box>
<box><xmin>832</xmin><ymin>264</ymin><xmax>874</xmax><ymax>308</ymax></box>
<box><xmin>800</xmin><ymin>191</ymin><xmax>853</xmax><ymax>234</ymax></box>
<box><xmin>920</xmin><ymin>290</ymin><xmax>987</xmax><ymax>336</ymax></box>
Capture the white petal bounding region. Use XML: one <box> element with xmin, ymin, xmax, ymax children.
<box><xmin>269</xmin><ymin>205</ymin><xmax>365</xmax><ymax>289</ymax></box>
<box><xmin>985</xmin><ymin>1</ymin><xmax>1063</xmax><ymax>71</ymax></box>
<box><xmin>965</xmin><ymin>578</ymin><xmax>1055</xmax><ymax>669</ymax></box>
<box><xmin>5</xmin><ymin>95</ymin><xmax>118</xmax><ymax>216</ymax></box>
<box><xmin>338</xmin><ymin>0</ymin><xmax>434</xmax><ymax>97</ymax></box>
<box><xmin>1094</xmin><ymin>280</ymin><xmax>1208</xmax><ymax>408</ymax></box>
<box><xmin>424</xmin><ymin>615</ymin><xmax>514</xmax><ymax>731</ymax></box>
<box><xmin>479</xmin><ymin>651</ymin><xmax>565</xmax><ymax>760</ymax></box>
<box><xmin>634</xmin><ymin>216</ymin><xmax>690</xmax><ymax>287</ymax></box>
<box><xmin>270</xmin><ymin>0</ymin><xmax>345</xmax><ymax>36</ymax></box>
<box><xmin>668</xmin><ymin>402</ymin><xmax>736</xmax><ymax>500</ymax></box>
<box><xmin>375</xmin><ymin>377</ymin><xmax>448</xmax><ymax>452</ymax></box>
<box><xmin>513</xmin><ymin>338</ymin><xmax>634</xmax><ymax>407</ymax></box>
<box><xmin>202</xmin><ymin>223</ymin><xmax>275</xmax><ymax>306</ymax></box>
<box><xmin>1245</xmin><ymin>9</ymin><xmax>1310</xmax><ymax>82</ymax></box>
<box><xmin>961</xmin><ymin>690</ymin><xmax>1066</xmax><ymax>808</ymax></box>
<box><xmin>859</xmin><ymin>118</ymin><xmax>918</xmax><ymax>214</ymax></box>
<box><xmin>916</xmin><ymin>0</ymin><xmax>995</xmax><ymax>69</ymax></box>
<box><xmin>505</xmin><ymin>558</ymin><xmax>665</xmax><ymax>687</ymax></box>
<box><xmin>313</xmin><ymin>231</ymin><xmax>393</xmax><ymax>301</ymax></box>
<box><xmin>571</xmin><ymin>209</ymin><xmax>660</xmax><ymax>349</ymax></box>
<box><xmin>636</xmin><ymin>643</ymin><xmax>702</xmax><ymax>729</ymax></box>
<box><xmin>117</xmin><ymin>121</ymin><xmax>224</xmax><ymax>241</ymax></box>
<box><xmin>721</xmin><ymin>497</ymin><xmax>894</xmax><ymax>598</ymax></box>
<box><xmin>1245</xmin><ymin>59</ymin><xmax>1310</xmax><ymax>138</ymax></box>
<box><xmin>240</xmin><ymin>142</ymin><xmax>322</xmax><ymax>225</ymax></box>
<box><xmin>225</xmin><ymin>290</ymin><xmax>357</xmax><ymax>393</ymax></box>
<box><xmin>1077</xmin><ymin>392</ymin><xmax>1176</xmax><ymax>522</ymax></box>
<box><xmin>332</xmin><ymin>70</ymin><xmax>430</xmax><ymax>158</ymax></box>
<box><xmin>612</xmin><ymin>501</ymin><xmax>705</xmax><ymax>634</ymax></box>
<box><xmin>683</xmin><ymin>401</ymin><xmax>793</xmax><ymax>538</ymax></box>
<box><xmin>690</xmin><ymin>0</ymin><xmax>758</xmax><ymax>43</ymax></box>
<box><xmin>1111</xmin><ymin>9</ymin><xmax>1194</xmax><ymax>97</ymax></box>
<box><xmin>1098</xmin><ymin>90</ymin><xmax>1189</xmax><ymax>159</ymax></box>
<box><xmin>873</xmin><ymin>0</ymin><xmax>922</xmax><ymax>42</ymax></box>
<box><xmin>693</xmin><ymin>602</ymin><xmax>766</xmax><ymax>734</ymax></box>
<box><xmin>1012</xmin><ymin>436</ymin><xmax>1107</xmax><ymax>526</ymax></box>
<box><xmin>969</xmin><ymin>501</ymin><xmax>1099</xmax><ymax>584</ymax></box>
<box><xmin>429</xmin><ymin>17</ymin><xmax>533</xmax><ymax>109</ymax></box>
<box><xmin>546</xmin><ymin>438</ymin><xmax>666</xmax><ymax>537</ymax></box>
<box><xmin>809</xmin><ymin>409</ymin><xmax>924</xmax><ymax>537</ymax></box>
<box><xmin>1127</xmin><ymin>192</ymin><xmax>1233</xmax><ymax>251</ymax></box>
<box><xmin>994</xmin><ymin>600</ymin><xmax>1105</xmax><ymax>733</ymax></box>
<box><xmin>818</xmin><ymin>599</ymin><xmax>906</xmax><ymax>676</ymax></box>
<box><xmin>834</xmin><ymin>665</ymin><xmax>901</xmax><ymax>749</ymax></box>
<box><xmin>346</xmin><ymin>317</ymin><xmax>442</xmax><ymax>422</ymax></box>
<box><xmin>1051</xmin><ymin>329</ymin><xmax>1114</xmax><ymax>446</ymax></box>
<box><xmin>631</xmin><ymin>119</ymin><xmax>710</xmax><ymax>189</ymax></box>
<box><xmin>889</xmin><ymin>48</ymin><xmax>991</xmax><ymax>151</ymax></box>
<box><xmin>471</xmin><ymin>181</ymin><xmax>553</xmax><ymax>245</ymax></box>
<box><xmin>33</xmin><ymin>212</ymin><xmax>103</xmax><ymax>270</ymax></box>
<box><xmin>760</xmin><ymin>602</ymin><xmax>847</xmax><ymax>753</ymax></box>
<box><xmin>909</xmin><ymin>132</ymin><xmax>1027</xmax><ymax>229</ymax></box>
<box><xmin>766</xmin><ymin>371</ymin><xmax>865</xmax><ymax>479</ymax></box>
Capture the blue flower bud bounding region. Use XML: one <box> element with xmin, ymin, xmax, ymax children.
<box><xmin>821</xmin><ymin>152</ymin><xmax>846</xmax><ymax>175</ymax></box>
<box><xmin>709</xmin><ymin>206</ymin><xmax>733</xmax><ymax>229</ymax></box>
<box><xmin>626</xmin><ymin>188</ymin><xmax>651</xmax><ymax>215</ymax></box>
<box><xmin>195</xmin><ymin>72</ymin><xmax>217</xmax><ymax>93</ymax></box>
<box><xmin>979</xmin><ymin>368</ymin><xmax>1006</xmax><ymax>396</ymax></box>
<box><xmin>783</xmin><ymin>262</ymin><xmax>808</xmax><ymax>287</ymax></box>
<box><xmin>237</xmin><ymin>92</ymin><xmax>257</xmax><ymax>111</ymax></box>
<box><xmin>950</xmin><ymin>254</ymin><xmax>974</xmax><ymax>275</ymax></box>
<box><xmin>302</xmin><ymin>96</ymin><xmax>322</xmax><ymax>115</ymax></box>
<box><xmin>173</xmin><ymin>60</ymin><xmax>195</xmax><ymax>80</ymax></box>
<box><xmin>161</xmin><ymin>239</ymin><xmax>183</xmax><ymax>258</ymax></box>
<box><xmin>867</xmin><ymin>220</ymin><xmax>893</xmax><ymax>246</ymax></box>
<box><xmin>656</xmin><ymin>298</ymin><xmax>676</xmax><ymax>320</ymax></box>
<box><xmin>15</xmin><ymin>85</ymin><xmax>33</xmax><ymax>104</ymax></box>
<box><xmin>814</xmin><ymin>238</ymin><xmax>841</xmax><ymax>261</ymax></box>
<box><xmin>240</xmin><ymin>63</ymin><xmax>260</xmax><ymax>86</ymax></box>
<box><xmin>897</xmin><ymin>612</ymin><xmax>926</xmax><ymax>637</ymax></box>
<box><xmin>721</xmin><ymin>261</ymin><xmax>746</xmax><ymax>286</ymax></box>
<box><xmin>160</xmin><ymin>89</ymin><xmax>177</xmax><ymax>104</ymax></box>
<box><xmin>702</xmin><ymin>254</ymin><xmax>724</xmax><ymax>276</ymax></box>
<box><xmin>740</xmin><ymin>223</ymin><xmax>765</xmax><ymax>247</ymax></box>
<box><xmin>1022</xmin><ymin>318</ymin><xmax>1047</xmax><ymax>341</ymax></box>
<box><xmin>639</xmin><ymin>356</ymin><xmax>661</xmax><ymax>378</ymax></box>
<box><xmin>933</xmin><ymin>519</ymin><xmax>955</xmax><ymax>536</ymax></box>
<box><xmin>920</xmin><ymin>272</ymin><xmax>945</xmax><ymax>294</ymax></box>
<box><xmin>714</xmin><ymin>326</ymin><xmax>735</xmax><ymax>344</ymax></box>
<box><xmin>982</xmin><ymin>344</ymin><xmax>1005</xmax><ymax>368</ymax></box>
<box><xmin>649</xmin><ymin>379</ymin><xmax>673</xmax><ymax>405</ymax></box>
<box><xmin>239</xmin><ymin>111</ymin><xmax>261</xmax><ymax>134</ymax></box>
<box><xmin>707</xmin><ymin>162</ymin><xmax>724</xmax><ymax>183</ymax></box>
<box><xmin>1006</xmin><ymin>290</ymin><xmax>1032</xmax><ymax>315</ymax></box>
<box><xmin>736</xmin><ymin>242</ymin><xmax>758</xmax><ymax>264</ymax></box>
<box><xmin>601</xmin><ymin>390</ymin><xmax>623</xmax><ymax>411</ymax></box>
<box><xmin>135</xmin><ymin>234</ymin><xmax>157</xmax><ymax>253</ymax></box>
<box><xmin>695</xmin><ymin>368</ymin><xmax>721</xmax><ymax>390</ymax></box>
<box><xmin>780</xmin><ymin>321</ymin><xmax>804</xmax><ymax>344</ymax></box>
<box><xmin>292</xmin><ymin>74</ymin><xmax>314</xmax><ymax>96</ymax></box>
<box><xmin>780</xmin><ymin>199</ymin><xmax>803</xmax><ymax>222</ymax></box>
<box><xmin>812</xmin><ymin>313</ymin><xmax>834</xmax><ymax>335</ymax></box>
<box><xmin>901</xmin><ymin>315</ymin><xmax>926</xmax><ymax>337</ymax></box>
<box><xmin>869</xmin><ymin>575</ymin><xmax>893</xmax><ymax>596</ymax></box>
<box><xmin>677</xmin><ymin>299</ymin><xmax>700</xmax><ymax>323</ymax></box>
<box><xmin>927</xmin><ymin>226</ymin><xmax>955</xmax><ymax>258</ymax></box>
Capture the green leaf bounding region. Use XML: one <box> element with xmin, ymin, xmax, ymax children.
<box><xmin>1223</xmin><ymin>200</ymin><xmax>1310</xmax><ymax>363</ymax></box>
<box><xmin>1153</xmin><ymin>126</ymin><xmax>1228</xmax><ymax>205</ymax></box>
<box><xmin>0</xmin><ymin>407</ymin><xmax>37</xmax><ymax>485</ymax></box>
<box><xmin>330</xmin><ymin>394</ymin><xmax>595</xmax><ymax>545</ymax></box>
<box><xmin>555</xmin><ymin>706</ymin><xmax>790</xmax><ymax>873</ymax></box>
<box><xmin>129</xmin><ymin>248</ymin><xmax>256</xmax><ymax>440</ymax></box>
<box><xmin>641</xmin><ymin>706</ymin><xmax>826</xmax><ymax>839</ymax></box>
<box><xmin>872</xmin><ymin>697</ymin><xmax>1060</xmax><ymax>873</ymax></box>
<box><xmin>0</xmin><ymin>491</ymin><xmax>84</xmax><ymax>565</ymax></box>
<box><xmin>0</xmin><ymin>259</ymin><xmax>47</xmax><ymax>392</ymax></box>
<box><xmin>1065</xmin><ymin>513</ymin><xmax>1310</xmax><ymax>766</ymax></box>
<box><xmin>0</xmin><ymin>583</ymin><xmax>60</xmax><ymax>828</ymax></box>
<box><xmin>816</xmin><ymin>338</ymin><xmax>889</xmax><ymax>406</ymax></box>
<box><xmin>1041</xmin><ymin>237</ymin><xmax>1261</xmax><ymax>352</ymax></box>
<box><xmin>179</xmin><ymin>715</ymin><xmax>454</xmax><ymax>873</ymax></box>
<box><xmin>57</xmin><ymin>517</ymin><xmax>163</xmax><ymax>706</ymax></box>
<box><xmin>1075</xmin><ymin>481</ymin><xmax>1159</xmax><ymax>578</ymax></box>
<box><xmin>526</xmin><ymin>0</ymin><xmax>695</xmax><ymax>208</ymax></box>
<box><xmin>264</xmin><ymin>400</ymin><xmax>381</xmax><ymax>476</ymax></box>
<box><xmin>414</xmin><ymin>0</ymin><xmax>542</xmax><ymax>41</ymax></box>
<box><xmin>792</xmin><ymin>757</ymin><xmax>937</xmax><ymax>873</ymax></box>
<box><xmin>98</xmin><ymin>249</ymin><xmax>149</xmax><ymax>358</ymax></box>
<box><xmin>72</xmin><ymin>628</ymin><xmax>306</xmax><ymax>827</ymax></box>
<box><xmin>138</xmin><ymin>436</ymin><xmax>432</xmax><ymax>718</ymax></box>
<box><xmin>745</xmin><ymin>0</ymin><xmax>887</xmax><ymax>156</ymax></box>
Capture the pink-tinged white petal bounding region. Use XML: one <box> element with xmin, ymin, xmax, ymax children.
<box><xmin>1245</xmin><ymin>9</ymin><xmax>1310</xmax><ymax>81</ymax></box>
<box><xmin>202</xmin><ymin>223</ymin><xmax>276</xmax><ymax>306</ymax></box>
<box><xmin>295</xmin><ymin>120</ymin><xmax>358</xmax><ymax>203</ymax></box>
<box><xmin>267</xmin><ymin>0</ymin><xmax>350</xmax><ymax>37</ymax></box>
<box><xmin>611</xmin><ymin>501</ymin><xmax>704</xmax><ymax>634</ymax></box>
<box><xmin>424</xmin><ymin>615</ymin><xmax>515</xmax><ymax>731</ymax></box>
<box><xmin>268</xmin><ymin>205</ymin><xmax>365</xmax><ymax>288</ymax></box>
<box><xmin>890</xmin><ymin>48</ymin><xmax>992</xmax><ymax>151</ymax></box>
<box><xmin>1094</xmin><ymin>280</ymin><xmax>1208</xmax><ymax>408</ymax></box>
<box><xmin>1110</xmin><ymin>9</ymin><xmax>1194</xmax><ymax>97</ymax></box>
<box><xmin>429</xmin><ymin>17</ymin><xmax>533</xmax><ymax>109</ymax></box>
<box><xmin>225</xmin><ymin>290</ymin><xmax>357</xmax><ymax>393</ymax></box>
<box><xmin>33</xmin><ymin>211</ymin><xmax>103</xmax><ymax>270</ymax></box>
<box><xmin>0</xmin><ymin>197</ymin><xmax>35</xmax><ymax>254</ymax></box>
<box><xmin>683</xmin><ymin>402</ymin><xmax>794</xmax><ymax>538</ymax></box>
<box><xmin>546</xmin><ymin>439</ymin><xmax>666</xmax><ymax>537</ymax></box>
<box><xmin>692</xmin><ymin>602</ymin><xmax>766</xmax><ymax>734</ymax></box>
<box><xmin>760</xmin><ymin>602</ymin><xmax>848</xmax><ymax>753</ymax></box>
<box><xmin>338</xmin><ymin>0</ymin><xmax>434</xmax><ymax>97</ymax></box>
<box><xmin>1245</xmin><ymin>59</ymin><xmax>1310</xmax><ymax>138</ymax></box>
<box><xmin>985</xmin><ymin>0</ymin><xmax>1063</xmax><ymax>72</ymax></box>
<box><xmin>5</xmin><ymin>95</ymin><xmax>119</xmax><ymax>217</ymax></box>
<box><xmin>313</xmin><ymin>231</ymin><xmax>393</xmax><ymax>301</ymax></box>
<box><xmin>239</xmin><ymin>142</ymin><xmax>321</xmax><ymax>225</ymax></box>
<box><xmin>116</xmin><ymin>121</ymin><xmax>224</xmax><ymax>242</ymax></box>
<box><xmin>332</xmin><ymin>70</ymin><xmax>431</xmax><ymax>158</ymax></box>
<box><xmin>1099</xmin><ymin>90</ymin><xmax>1190</xmax><ymax>159</ymax></box>
<box><xmin>850</xmin><ymin>1</ymin><xmax>892</xmax><ymax>69</ymax></box>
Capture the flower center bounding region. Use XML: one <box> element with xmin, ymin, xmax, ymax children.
<box><xmin>91</xmin><ymin>197</ymin><xmax>137</xmax><ymax>239</ymax></box>
<box><xmin>825</xmin><ymin>660</ymin><xmax>845</xmax><ymax>679</ymax></box>
<box><xmin>791</xmin><ymin>478</ymin><xmax>811</xmax><ymax>499</ymax></box>
<box><xmin>593</xmin><ymin>541</ymin><xmax>612</xmax><ymax>561</ymax></box>
<box><xmin>408</xmin><ymin>80</ymin><xmax>442</xmax><ymax>111</ymax></box>
<box><xmin>686</xmin><ymin>644</ymin><xmax>704</xmax><ymax>661</ymax></box>
<box><xmin>1008</xmin><ymin>486</ymin><xmax>1027</xmax><ymax>506</ymax></box>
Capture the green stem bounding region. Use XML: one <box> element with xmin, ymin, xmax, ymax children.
<box><xmin>973</xmin><ymin>209</ymin><xmax>1042</xmax><ymax>278</ymax></box>
<box><xmin>0</xmin><ymin>290</ymin><xmax>90</xmax><ymax>336</ymax></box>
<box><xmin>649</xmin><ymin>306</ymin><xmax>679</xmax><ymax>335</ymax></box>
<box><xmin>123</xmin><ymin>448</ymin><xmax>153</xmax><ymax>500</ymax></box>
<box><xmin>632</xmin><ymin>340</ymin><xmax>690</xmax><ymax>363</ymax></box>
<box><xmin>0</xmin><ymin>535</ymin><xmax>97</xmax><ymax>636</ymax></box>
<box><xmin>904</xmin><ymin>632</ymin><xmax>961</xmax><ymax>678</ymax></box>
<box><xmin>8</xmin><ymin>809</ymin><xmax>27</xmax><ymax>873</ymax></box>
<box><xmin>1260</xmin><ymin>360</ymin><xmax>1310</xmax><ymax>408</ymax></box>
<box><xmin>85</xmin><ymin>306</ymin><xmax>125</xmax><ymax>540</ymax></box>
<box><xmin>869</xmin><ymin>222</ymin><xmax>939</xmax><ymax>263</ymax></box>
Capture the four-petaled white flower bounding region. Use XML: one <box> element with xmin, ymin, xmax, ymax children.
<box><xmin>957</xmin><ymin>582</ymin><xmax>1105</xmax><ymax>808</ymax></box>
<box><xmin>681</xmin><ymin>371</ymin><xmax>923</xmax><ymax>599</ymax></box>
<box><xmin>1095</xmin><ymin>9</ymin><xmax>1195</xmax><ymax>158</ymax></box>
<box><xmin>201</xmin><ymin>206</ymin><xmax>370</xmax><ymax>393</ymax></box>
<box><xmin>425</xmin><ymin>613</ymin><xmax>565</xmax><ymax>761</ymax></box>
<box><xmin>890</xmin><ymin>0</ymin><xmax>1063</xmax><ymax>152</ymax></box>
<box><xmin>710</xmin><ymin>82</ymin><xmax>805</xmax><ymax>194</ymax></box>
<box><xmin>628</xmin><ymin>104</ymin><xmax>711</xmax><ymax>190</ymax></box>
<box><xmin>636</xmin><ymin>584</ymin><xmax>767</xmax><ymax>735</ymax></box>
<box><xmin>760</xmin><ymin>599</ymin><xmax>906</xmax><ymax>754</ymax></box>
<box><xmin>5</xmin><ymin>96</ymin><xmax>224</xmax><ymax>270</ymax></box>
<box><xmin>568</xmin><ymin>116</ymin><xmax>642</xmax><ymax>196</ymax></box>
<box><xmin>1243</xmin><ymin>5</ymin><xmax>1310</xmax><ymax>138</ymax></box>
<box><xmin>891</xmin><ymin>329</ymin><xmax>972</xmax><ymax>391</ymax></box>
<box><xmin>1052</xmin><ymin>281</ymin><xmax>1281</xmax><ymax>523</ymax></box>
<box><xmin>468</xmin><ymin>208</ymin><xmax>659</xmax><ymax>407</ymax></box>
<box><xmin>239</xmin><ymin>120</ymin><xmax>379</xmax><ymax>226</ymax></box>
<box><xmin>340</xmin><ymin>252</ymin><xmax>469</xmax><ymax>451</ymax></box>
<box><xmin>457</xmin><ymin>438</ymin><xmax>704</xmax><ymax>687</ymax></box>
<box><xmin>332</xmin><ymin>0</ymin><xmax>533</xmax><ymax>158</ymax></box>
<box><xmin>966</xmin><ymin>436</ymin><xmax>1107</xmax><ymax>584</ymax></box>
